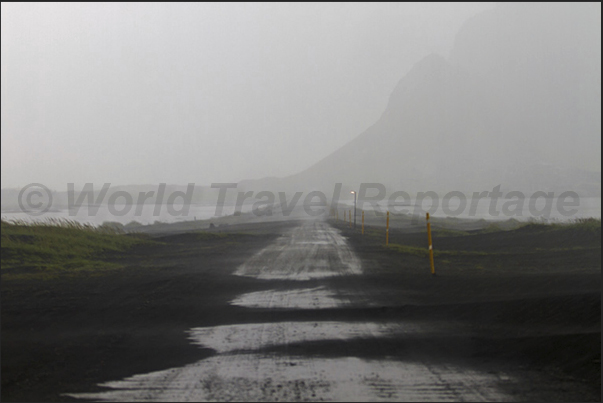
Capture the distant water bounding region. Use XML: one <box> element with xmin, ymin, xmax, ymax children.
<box><xmin>1</xmin><ymin>198</ymin><xmax>600</xmax><ymax>226</ymax></box>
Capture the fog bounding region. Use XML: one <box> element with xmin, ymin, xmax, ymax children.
<box><xmin>2</xmin><ymin>3</ymin><xmax>493</xmax><ymax>189</ymax></box>
<box><xmin>1</xmin><ymin>3</ymin><xmax>600</xmax><ymax>197</ymax></box>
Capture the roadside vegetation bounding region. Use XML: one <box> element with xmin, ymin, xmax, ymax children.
<box><xmin>1</xmin><ymin>219</ymin><xmax>155</xmax><ymax>280</ymax></box>
<box><xmin>386</xmin><ymin>244</ymin><xmax>489</xmax><ymax>258</ymax></box>
<box><xmin>388</xmin><ymin>218</ymin><xmax>601</xmax><ymax>256</ymax></box>
<box><xmin>519</xmin><ymin>217</ymin><xmax>601</xmax><ymax>234</ymax></box>
<box><xmin>332</xmin><ymin>216</ymin><xmax>601</xmax><ymax>274</ymax></box>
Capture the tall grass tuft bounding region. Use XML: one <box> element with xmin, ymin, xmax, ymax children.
<box><xmin>1</xmin><ymin>218</ymin><xmax>154</xmax><ymax>280</ymax></box>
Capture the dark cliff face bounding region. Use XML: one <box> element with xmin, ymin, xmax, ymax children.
<box><xmin>242</xmin><ymin>3</ymin><xmax>601</xmax><ymax>195</ymax></box>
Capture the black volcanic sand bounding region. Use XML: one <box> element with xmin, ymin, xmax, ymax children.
<box><xmin>2</xmin><ymin>219</ymin><xmax>601</xmax><ymax>402</ymax></box>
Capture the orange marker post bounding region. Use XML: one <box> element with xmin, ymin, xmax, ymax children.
<box><xmin>386</xmin><ymin>211</ymin><xmax>390</xmax><ymax>246</ymax></box>
<box><xmin>362</xmin><ymin>210</ymin><xmax>365</xmax><ymax>235</ymax></box>
<box><xmin>426</xmin><ymin>212</ymin><xmax>435</xmax><ymax>275</ymax></box>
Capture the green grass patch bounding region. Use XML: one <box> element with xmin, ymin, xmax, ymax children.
<box><xmin>1</xmin><ymin>219</ymin><xmax>156</xmax><ymax>280</ymax></box>
<box><xmin>386</xmin><ymin>243</ymin><xmax>489</xmax><ymax>258</ymax></box>
<box><xmin>430</xmin><ymin>228</ymin><xmax>471</xmax><ymax>237</ymax></box>
<box><xmin>386</xmin><ymin>242</ymin><xmax>599</xmax><ymax>259</ymax></box>
<box><xmin>518</xmin><ymin>217</ymin><xmax>601</xmax><ymax>233</ymax></box>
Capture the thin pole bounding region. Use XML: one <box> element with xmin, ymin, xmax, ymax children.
<box><xmin>426</xmin><ymin>213</ymin><xmax>435</xmax><ymax>275</ymax></box>
<box><xmin>362</xmin><ymin>210</ymin><xmax>364</xmax><ymax>235</ymax></box>
<box><xmin>386</xmin><ymin>211</ymin><xmax>389</xmax><ymax>246</ymax></box>
<box><xmin>353</xmin><ymin>193</ymin><xmax>357</xmax><ymax>229</ymax></box>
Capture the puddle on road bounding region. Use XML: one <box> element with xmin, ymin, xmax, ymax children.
<box><xmin>234</xmin><ymin>222</ymin><xmax>362</xmax><ymax>281</ymax></box>
<box><xmin>67</xmin><ymin>321</ymin><xmax>511</xmax><ymax>402</ymax></box>
<box><xmin>239</xmin><ymin>269</ymin><xmax>358</xmax><ymax>281</ymax></box>
<box><xmin>68</xmin><ymin>355</ymin><xmax>511</xmax><ymax>402</ymax></box>
<box><xmin>66</xmin><ymin>322</ymin><xmax>509</xmax><ymax>401</ymax></box>
<box><xmin>297</xmin><ymin>241</ymin><xmax>331</xmax><ymax>245</ymax></box>
<box><xmin>230</xmin><ymin>287</ymin><xmax>349</xmax><ymax>309</ymax></box>
<box><xmin>187</xmin><ymin>321</ymin><xmax>393</xmax><ymax>353</ymax></box>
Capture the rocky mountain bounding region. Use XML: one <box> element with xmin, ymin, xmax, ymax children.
<box><xmin>240</xmin><ymin>3</ymin><xmax>601</xmax><ymax>197</ymax></box>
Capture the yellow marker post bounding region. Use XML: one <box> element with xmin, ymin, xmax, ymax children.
<box><xmin>426</xmin><ymin>213</ymin><xmax>435</xmax><ymax>275</ymax></box>
<box><xmin>362</xmin><ymin>210</ymin><xmax>365</xmax><ymax>235</ymax></box>
<box><xmin>386</xmin><ymin>211</ymin><xmax>389</xmax><ymax>246</ymax></box>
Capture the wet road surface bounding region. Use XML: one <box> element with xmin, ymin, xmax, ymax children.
<box><xmin>67</xmin><ymin>220</ymin><xmax>512</xmax><ymax>401</ymax></box>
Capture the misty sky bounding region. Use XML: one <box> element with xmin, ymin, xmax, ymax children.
<box><xmin>1</xmin><ymin>3</ymin><xmax>495</xmax><ymax>190</ymax></box>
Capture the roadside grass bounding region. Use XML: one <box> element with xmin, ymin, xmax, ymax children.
<box><xmin>431</xmin><ymin>228</ymin><xmax>472</xmax><ymax>237</ymax></box>
<box><xmin>334</xmin><ymin>216</ymin><xmax>600</xmax><ymax>271</ymax></box>
<box><xmin>1</xmin><ymin>219</ymin><xmax>156</xmax><ymax>280</ymax></box>
<box><xmin>519</xmin><ymin>217</ymin><xmax>601</xmax><ymax>234</ymax></box>
<box><xmin>385</xmin><ymin>243</ymin><xmax>599</xmax><ymax>258</ymax></box>
<box><xmin>335</xmin><ymin>216</ymin><xmax>600</xmax><ymax>235</ymax></box>
<box><xmin>386</xmin><ymin>244</ymin><xmax>489</xmax><ymax>258</ymax></box>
